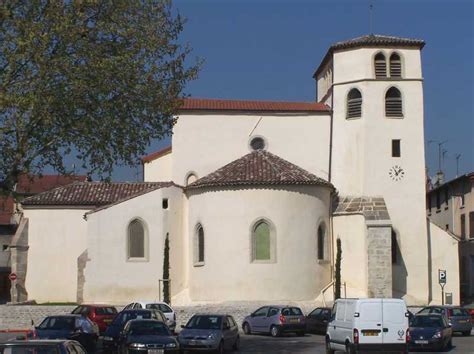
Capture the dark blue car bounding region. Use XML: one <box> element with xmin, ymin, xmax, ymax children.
<box><xmin>409</xmin><ymin>314</ymin><xmax>453</xmax><ymax>352</ymax></box>
<box><xmin>34</xmin><ymin>315</ymin><xmax>99</xmax><ymax>352</ymax></box>
<box><xmin>102</xmin><ymin>309</ymin><xmax>163</xmax><ymax>352</ymax></box>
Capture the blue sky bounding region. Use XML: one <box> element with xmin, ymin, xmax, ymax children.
<box><xmin>113</xmin><ymin>0</ymin><xmax>473</xmax><ymax>182</ymax></box>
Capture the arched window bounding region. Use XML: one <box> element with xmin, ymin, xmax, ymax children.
<box><xmin>186</xmin><ymin>173</ymin><xmax>197</xmax><ymax>186</ymax></box>
<box><xmin>194</xmin><ymin>224</ymin><xmax>205</xmax><ymax>265</ymax></box>
<box><xmin>346</xmin><ymin>89</ymin><xmax>362</xmax><ymax>119</ymax></box>
<box><xmin>385</xmin><ymin>87</ymin><xmax>403</xmax><ymax>117</ymax></box>
<box><xmin>390</xmin><ymin>53</ymin><xmax>402</xmax><ymax>78</ymax></box>
<box><xmin>317</xmin><ymin>224</ymin><xmax>326</xmax><ymax>260</ymax></box>
<box><xmin>374</xmin><ymin>53</ymin><xmax>387</xmax><ymax>78</ymax></box>
<box><xmin>251</xmin><ymin>220</ymin><xmax>274</xmax><ymax>262</ymax></box>
<box><xmin>128</xmin><ymin>219</ymin><xmax>146</xmax><ymax>259</ymax></box>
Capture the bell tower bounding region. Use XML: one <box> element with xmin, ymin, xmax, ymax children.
<box><xmin>316</xmin><ymin>35</ymin><xmax>429</xmax><ymax>304</ymax></box>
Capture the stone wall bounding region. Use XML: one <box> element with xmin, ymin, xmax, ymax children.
<box><xmin>366</xmin><ymin>223</ymin><xmax>392</xmax><ymax>298</ymax></box>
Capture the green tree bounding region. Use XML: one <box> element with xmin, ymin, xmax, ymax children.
<box><xmin>334</xmin><ymin>238</ymin><xmax>342</xmax><ymax>300</ymax></box>
<box><xmin>0</xmin><ymin>0</ymin><xmax>201</xmax><ymax>194</ymax></box>
<box><xmin>163</xmin><ymin>233</ymin><xmax>170</xmax><ymax>304</ymax></box>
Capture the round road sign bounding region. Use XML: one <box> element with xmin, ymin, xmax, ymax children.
<box><xmin>8</xmin><ymin>273</ymin><xmax>17</xmax><ymax>281</ymax></box>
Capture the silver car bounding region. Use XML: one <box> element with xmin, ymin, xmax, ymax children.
<box><xmin>178</xmin><ymin>314</ymin><xmax>240</xmax><ymax>353</ymax></box>
<box><xmin>417</xmin><ymin>306</ymin><xmax>472</xmax><ymax>335</ymax></box>
<box><xmin>242</xmin><ymin>305</ymin><xmax>306</xmax><ymax>337</ymax></box>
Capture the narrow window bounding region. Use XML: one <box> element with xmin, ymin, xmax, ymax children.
<box><xmin>195</xmin><ymin>224</ymin><xmax>205</xmax><ymax>264</ymax></box>
<box><xmin>427</xmin><ymin>195</ymin><xmax>432</xmax><ymax>211</ymax></box>
<box><xmin>162</xmin><ymin>198</ymin><xmax>169</xmax><ymax>209</ymax></box>
<box><xmin>374</xmin><ymin>53</ymin><xmax>387</xmax><ymax>78</ymax></box>
<box><xmin>317</xmin><ymin>224</ymin><xmax>325</xmax><ymax>260</ymax></box>
<box><xmin>385</xmin><ymin>87</ymin><xmax>403</xmax><ymax>117</ymax></box>
<box><xmin>392</xmin><ymin>139</ymin><xmax>401</xmax><ymax>157</ymax></box>
<box><xmin>444</xmin><ymin>188</ymin><xmax>449</xmax><ymax>209</ymax></box>
<box><xmin>460</xmin><ymin>194</ymin><xmax>465</xmax><ymax>207</ymax></box>
<box><xmin>128</xmin><ymin>219</ymin><xmax>145</xmax><ymax>259</ymax></box>
<box><xmin>460</xmin><ymin>214</ymin><xmax>466</xmax><ymax>239</ymax></box>
<box><xmin>391</xmin><ymin>230</ymin><xmax>398</xmax><ymax>264</ymax></box>
<box><xmin>390</xmin><ymin>53</ymin><xmax>402</xmax><ymax>78</ymax></box>
<box><xmin>346</xmin><ymin>89</ymin><xmax>362</xmax><ymax>119</ymax></box>
<box><xmin>469</xmin><ymin>212</ymin><xmax>474</xmax><ymax>238</ymax></box>
<box><xmin>253</xmin><ymin>221</ymin><xmax>271</xmax><ymax>261</ymax></box>
<box><xmin>436</xmin><ymin>191</ymin><xmax>440</xmax><ymax>210</ymax></box>
<box><xmin>445</xmin><ymin>224</ymin><xmax>449</xmax><ymax>231</ymax></box>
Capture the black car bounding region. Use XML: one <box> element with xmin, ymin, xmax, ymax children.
<box><xmin>409</xmin><ymin>314</ymin><xmax>453</xmax><ymax>352</ymax></box>
<box><xmin>305</xmin><ymin>307</ymin><xmax>331</xmax><ymax>334</ymax></box>
<box><xmin>34</xmin><ymin>315</ymin><xmax>99</xmax><ymax>352</ymax></box>
<box><xmin>102</xmin><ymin>309</ymin><xmax>165</xmax><ymax>352</ymax></box>
<box><xmin>0</xmin><ymin>340</ymin><xmax>87</xmax><ymax>354</ymax></box>
<box><xmin>118</xmin><ymin>319</ymin><xmax>179</xmax><ymax>354</ymax></box>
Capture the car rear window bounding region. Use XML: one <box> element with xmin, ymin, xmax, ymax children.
<box><xmin>281</xmin><ymin>307</ymin><xmax>303</xmax><ymax>316</ymax></box>
<box><xmin>145</xmin><ymin>304</ymin><xmax>172</xmax><ymax>313</ymax></box>
<box><xmin>449</xmin><ymin>308</ymin><xmax>469</xmax><ymax>316</ymax></box>
<box><xmin>0</xmin><ymin>345</ymin><xmax>60</xmax><ymax>354</ymax></box>
<box><xmin>95</xmin><ymin>307</ymin><xmax>117</xmax><ymax>315</ymax></box>
<box><xmin>411</xmin><ymin>316</ymin><xmax>444</xmax><ymax>328</ymax></box>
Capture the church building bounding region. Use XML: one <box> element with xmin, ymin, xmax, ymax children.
<box><xmin>9</xmin><ymin>35</ymin><xmax>462</xmax><ymax>306</ymax></box>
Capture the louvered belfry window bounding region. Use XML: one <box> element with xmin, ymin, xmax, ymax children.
<box><xmin>390</xmin><ymin>53</ymin><xmax>402</xmax><ymax>78</ymax></box>
<box><xmin>385</xmin><ymin>87</ymin><xmax>403</xmax><ymax>117</ymax></box>
<box><xmin>347</xmin><ymin>88</ymin><xmax>362</xmax><ymax>119</ymax></box>
<box><xmin>374</xmin><ymin>53</ymin><xmax>387</xmax><ymax>78</ymax></box>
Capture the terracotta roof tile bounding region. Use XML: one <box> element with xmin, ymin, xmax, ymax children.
<box><xmin>16</xmin><ymin>175</ymin><xmax>87</xmax><ymax>194</ymax></box>
<box><xmin>22</xmin><ymin>182</ymin><xmax>176</xmax><ymax>207</ymax></box>
<box><xmin>179</xmin><ymin>98</ymin><xmax>329</xmax><ymax>112</ymax></box>
<box><xmin>142</xmin><ymin>146</ymin><xmax>172</xmax><ymax>163</ymax></box>
<box><xmin>187</xmin><ymin>150</ymin><xmax>333</xmax><ymax>190</ymax></box>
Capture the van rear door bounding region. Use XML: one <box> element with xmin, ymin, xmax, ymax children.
<box><xmin>382</xmin><ymin>299</ymin><xmax>407</xmax><ymax>344</ymax></box>
<box><xmin>356</xmin><ymin>299</ymin><xmax>383</xmax><ymax>344</ymax></box>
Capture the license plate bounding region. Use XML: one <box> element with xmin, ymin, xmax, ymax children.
<box><xmin>415</xmin><ymin>340</ymin><xmax>429</xmax><ymax>344</ymax></box>
<box><xmin>104</xmin><ymin>319</ymin><xmax>112</xmax><ymax>323</ymax></box>
<box><xmin>363</xmin><ymin>331</ymin><xmax>379</xmax><ymax>336</ymax></box>
<box><xmin>148</xmin><ymin>350</ymin><xmax>163</xmax><ymax>354</ymax></box>
<box><xmin>289</xmin><ymin>319</ymin><xmax>300</xmax><ymax>323</ymax></box>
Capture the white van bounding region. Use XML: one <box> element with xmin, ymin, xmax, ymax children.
<box><xmin>326</xmin><ymin>298</ymin><xmax>410</xmax><ymax>354</ymax></box>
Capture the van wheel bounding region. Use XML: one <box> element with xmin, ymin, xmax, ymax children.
<box><xmin>325</xmin><ymin>338</ymin><xmax>335</xmax><ymax>354</ymax></box>
<box><xmin>270</xmin><ymin>325</ymin><xmax>281</xmax><ymax>337</ymax></box>
<box><xmin>345</xmin><ymin>342</ymin><xmax>356</xmax><ymax>354</ymax></box>
<box><xmin>243</xmin><ymin>322</ymin><xmax>251</xmax><ymax>335</ymax></box>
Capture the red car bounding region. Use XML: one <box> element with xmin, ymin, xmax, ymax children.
<box><xmin>464</xmin><ymin>303</ymin><xmax>474</xmax><ymax>321</ymax></box>
<box><xmin>72</xmin><ymin>304</ymin><xmax>117</xmax><ymax>333</ymax></box>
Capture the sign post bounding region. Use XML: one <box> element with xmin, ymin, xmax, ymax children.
<box><xmin>438</xmin><ymin>269</ymin><xmax>446</xmax><ymax>305</ymax></box>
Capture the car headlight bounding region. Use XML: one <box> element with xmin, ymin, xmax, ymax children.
<box><xmin>432</xmin><ymin>331</ymin><xmax>442</xmax><ymax>339</ymax></box>
<box><xmin>102</xmin><ymin>336</ymin><xmax>113</xmax><ymax>341</ymax></box>
<box><xmin>129</xmin><ymin>343</ymin><xmax>146</xmax><ymax>348</ymax></box>
<box><xmin>207</xmin><ymin>333</ymin><xmax>216</xmax><ymax>340</ymax></box>
<box><xmin>165</xmin><ymin>343</ymin><xmax>177</xmax><ymax>348</ymax></box>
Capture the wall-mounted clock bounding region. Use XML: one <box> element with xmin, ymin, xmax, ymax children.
<box><xmin>389</xmin><ymin>165</ymin><xmax>405</xmax><ymax>181</ymax></box>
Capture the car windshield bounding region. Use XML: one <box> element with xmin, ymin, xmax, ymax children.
<box><xmin>281</xmin><ymin>308</ymin><xmax>303</xmax><ymax>316</ymax></box>
<box><xmin>38</xmin><ymin>317</ymin><xmax>75</xmax><ymax>330</ymax></box>
<box><xmin>113</xmin><ymin>312</ymin><xmax>151</xmax><ymax>326</ymax></box>
<box><xmin>0</xmin><ymin>345</ymin><xmax>60</xmax><ymax>354</ymax></box>
<box><xmin>411</xmin><ymin>316</ymin><xmax>444</xmax><ymax>328</ymax></box>
<box><xmin>186</xmin><ymin>316</ymin><xmax>222</xmax><ymax>330</ymax></box>
<box><xmin>129</xmin><ymin>321</ymin><xmax>170</xmax><ymax>336</ymax></box>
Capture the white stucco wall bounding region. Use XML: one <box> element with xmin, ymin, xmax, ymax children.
<box><xmin>144</xmin><ymin>152</ymin><xmax>173</xmax><ymax>182</ymax></box>
<box><xmin>24</xmin><ymin>208</ymin><xmax>90</xmax><ymax>303</ymax></box>
<box><xmin>427</xmin><ymin>220</ymin><xmax>460</xmax><ymax>305</ymax></box>
<box><xmin>83</xmin><ymin>186</ymin><xmax>183</xmax><ymax>304</ymax></box>
<box><xmin>171</xmin><ymin>113</ymin><xmax>331</xmax><ymax>186</ymax></box>
<box><xmin>332</xmin><ymin>214</ymin><xmax>368</xmax><ymax>298</ymax></box>
<box><xmin>186</xmin><ymin>185</ymin><xmax>332</xmax><ymax>302</ymax></box>
<box><xmin>330</xmin><ymin>46</ymin><xmax>428</xmax><ymax>305</ymax></box>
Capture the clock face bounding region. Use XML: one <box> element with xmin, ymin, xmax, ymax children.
<box><xmin>389</xmin><ymin>165</ymin><xmax>405</xmax><ymax>181</ymax></box>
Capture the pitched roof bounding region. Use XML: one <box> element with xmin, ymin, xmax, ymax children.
<box><xmin>314</xmin><ymin>34</ymin><xmax>425</xmax><ymax>77</ymax></box>
<box><xmin>187</xmin><ymin>150</ymin><xmax>333</xmax><ymax>190</ymax></box>
<box><xmin>142</xmin><ymin>145</ymin><xmax>172</xmax><ymax>163</ymax></box>
<box><xmin>178</xmin><ymin>98</ymin><xmax>330</xmax><ymax>113</ymax></box>
<box><xmin>22</xmin><ymin>182</ymin><xmax>176</xmax><ymax>207</ymax></box>
<box><xmin>16</xmin><ymin>174</ymin><xmax>87</xmax><ymax>194</ymax></box>
<box><xmin>333</xmin><ymin>196</ymin><xmax>391</xmax><ymax>221</ymax></box>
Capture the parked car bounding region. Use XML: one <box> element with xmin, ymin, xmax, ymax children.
<box><xmin>242</xmin><ymin>305</ymin><xmax>306</xmax><ymax>337</ymax></box>
<box><xmin>124</xmin><ymin>301</ymin><xmax>176</xmax><ymax>332</ymax></box>
<box><xmin>463</xmin><ymin>302</ymin><xmax>474</xmax><ymax>321</ymax></box>
<box><xmin>0</xmin><ymin>340</ymin><xmax>87</xmax><ymax>354</ymax></box>
<box><xmin>102</xmin><ymin>309</ymin><xmax>167</xmax><ymax>352</ymax></box>
<box><xmin>71</xmin><ymin>304</ymin><xmax>118</xmax><ymax>333</ymax></box>
<box><xmin>34</xmin><ymin>315</ymin><xmax>99</xmax><ymax>352</ymax></box>
<box><xmin>417</xmin><ymin>306</ymin><xmax>472</xmax><ymax>335</ymax></box>
<box><xmin>306</xmin><ymin>307</ymin><xmax>331</xmax><ymax>334</ymax></box>
<box><xmin>325</xmin><ymin>298</ymin><xmax>409</xmax><ymax>354</ymax></box>
<box><xmin>409</xmin><ymin>313</ymin><xmax>452</xmax><ymax>352</ymax></box>
<box><xmin>117</xmin><ymin>319</ymin><xmax>179</xmax><ymax>354</ymax></box>
<box><xmin>178</xmin><ymin>314</ymin><xmax>239</xmax><ymax>353</ymax></box>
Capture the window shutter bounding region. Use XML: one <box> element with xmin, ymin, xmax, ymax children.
<box><xmin>374</xmin><ymin>53</ymin><xmax>387</xmax><ymax>78</ymax></box>
<box><xmin>385</xmin><ymin>87</ymin><xmax>403</xmax><ymax>117</ymax></box>
<box><xmin>390</xmin><ymin>54</ymin><xmax>402</xmax><ymax>78</ymax></box>
<box><xmin>347</xmin><ymin>89</ymin><xmax>362</xmax><ymax>119</ymax></box>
